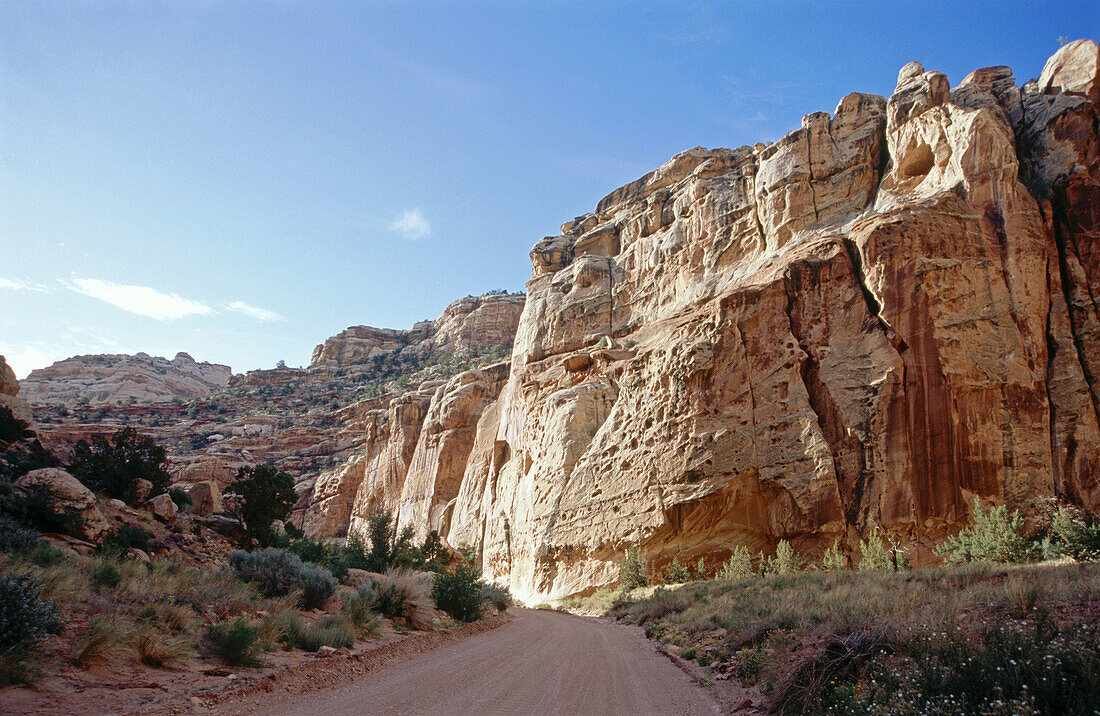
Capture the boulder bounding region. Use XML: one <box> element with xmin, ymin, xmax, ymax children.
<box><xmin>15</xmin><ymin>468</ymin><xmax>109</xmax><ymax>542</ymax></box>
<box><xmin>143</xmin><ymin>493</ymin><xmax>178</xmax><ymax>523</ymax></box>
<box><xmin>184</xmin><ymin>480</ymin><xmax>223</xmax><ymax>516</ymax></box>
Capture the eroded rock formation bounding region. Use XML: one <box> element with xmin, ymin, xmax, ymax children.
<box><xmin>431</xmin><ymin>41</ymin><xmax>1100</xmax><ymax>602</ymax></box>
<box><xmin>21</xmin><ymin>352</ymin><xmax>231</xmax><ymax>407</ymax></box>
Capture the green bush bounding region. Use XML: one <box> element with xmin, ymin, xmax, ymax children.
<box><xmin>819</xmin><ymin>539</ymin><xmax>847</xmax><ymax>571</ymax></box>
<box><xmin>935</xmin><ymin>498</ymin><xmax>1034</xmax><ymax>565</ymax></box>
<box><xmin>67</xmin><ymin>428</ymin><xmax>170</xmax><ymax>503</ymax></box>
<box><xmin>341</xmin><ymin>589</ymin><xmax>382</xmax><ymax>637</ymax></box>
<box><xmin>0</xmin><ymin>574</ymin><xmax>63</xmax><ymax>684</ymax></box>
<box><xmin>764</xmin><ymin>540</ymin><xmax>804</xmax><ymax>575</ymax></box>
<box><xmin>432</xmin><ymin>561</ymin><xmax>483</xmax><ymax>622</ymax></box>
<box><xmin>224</xmin><ymin>465</ymin><xmax>296</xmax><ymax>548</ymax></box>
<box><xmin>204</xmin><ymin>617</ymin><xmax>261</xmax><ymax>666</ymax></box>
<box><xmin>662</xmin><ymin>557</ymin><xmax>691</xmax><ymax>584</ymax></box>
<box><xmin>228</xmin><ymin>548</ymin><xmax>336</xmax><ymax>608</ymax></box>
<box><xmin>717</xmin><ymin>546</ymin><xmax>755</xmax><ymax>580</ymax></box>
<box><xmin>858</xmin><ymin>531</ymin><xmax>894</xmax><ymax>571</ymax></box>
<box><xmin>692</xmin><ymin>558</ymin><xmax>708</xmax><ymax>581</ymax></box>
<box><xmin>619</xmin><ymin>547</ymin><xmax>646</xmax><ymax>591</ymax></box>
<box><xmin>1048</xmin><ymin>506</ymin><xmax>1100</xmax><ymax>561</ymax></box>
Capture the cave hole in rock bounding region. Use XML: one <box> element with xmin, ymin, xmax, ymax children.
<box><xmin>898</xmin><ymin>142</ymin><xmax>935</xmax><ymax>178</ymax></box>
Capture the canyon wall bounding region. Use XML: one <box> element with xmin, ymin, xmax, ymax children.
<box><xmin>402</xmin><ymin>41</ymin><xmax>1099</xmax><ymax>602</ymax></box>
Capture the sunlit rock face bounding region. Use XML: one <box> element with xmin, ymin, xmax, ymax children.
<box><xmin>436</xmin><ymin>41</ymin><xmax>1100</xmax><ymax>603</ymax></box>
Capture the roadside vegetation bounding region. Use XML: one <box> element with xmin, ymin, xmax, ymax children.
<box><xmin>600</xmin><ymin>499</ymin><xmax>1100</xmax><ymax>714</ymax></box>
<box><xmin>0</xmin><ymin>421</ymin><xmax>511</xmax><ymax>686</ymax></box>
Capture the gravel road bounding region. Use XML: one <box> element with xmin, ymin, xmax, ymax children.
<box><xmin>260</xmin><ymin>608</ymin><xmax>719</xmax><ymax>715</ymax></box>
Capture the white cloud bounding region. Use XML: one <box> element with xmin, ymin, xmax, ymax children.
<box><xmin>0</xmin><ymin>277</ymin><xmax>47</xmax><ymax>292</ymax></box>
<box><xmin>389</xmin><ymin>208</ymin><xmax>431</xmax><ymax>240</ymax></box>
<box><xmin>64</xmin><ymin>278</ymin><xmax>213</xmax><ymax>320</ymax></box>
<box><xmin>225</xmin><ymin>300</ymin><xmax>283</xmax><ymax>322</ymax></box>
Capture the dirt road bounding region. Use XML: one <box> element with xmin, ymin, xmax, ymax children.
<box><xmin>260</xmin><ymin>608</ymin><xmax>719</xmax><ymax>715</ymax></box>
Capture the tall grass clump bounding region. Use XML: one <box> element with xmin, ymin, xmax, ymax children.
<box><xmin>204</xmin><ymin>617</ymin><xmax>261</xmax><ymax>666</ymax></box>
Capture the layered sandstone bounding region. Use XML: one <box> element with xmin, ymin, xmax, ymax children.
<box><xmin>310</xmin><ymin>293</ymin><xmax>525</xmax><ymax>368</ymax></box>
<box><xmin>429</xmin><ymin>41</ymin><xmax>1100</xmax><ymax>602</ymax></box>
<box><xmin>21</xmin><ymin>352</ymin><xmax>231</xmax><ymax>406</ymax></box>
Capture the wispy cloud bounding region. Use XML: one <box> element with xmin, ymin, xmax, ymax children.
<box><xmin>64</xmin><ymin>278</ymin><xmax>213</xmax><ymax>320</ymax></box>
<box><xmin>0</xmin><ymin>277</ymin><xmax>48</xmax><ymax>292</ymax></box>
<box><xmin>225</xmin><ymin>300</ymin><xmax>283</xmax><ymax>322</ymax></box>
<box><xmin>389</xmin><ymin>208</ymin><xmax>431</xmax><ymax>240</ymax></box>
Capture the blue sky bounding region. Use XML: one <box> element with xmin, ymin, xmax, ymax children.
<box><xmin>0</xmin><ymin>1</ymin><xmax>1095</xmax><ymax>378</ymax></box>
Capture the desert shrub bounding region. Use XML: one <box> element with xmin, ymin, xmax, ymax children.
<box><xmin>287</xmin><ymin>534</ymin><xmax>333</xmax><ymax>566</ymax></box>
<box><xmin>935</xmin><ymin>498</ymin><xmax>1034</xmax><ymax>565</ymax></box>
<box><xmin>692</xmin><ymin>558</ymin><xmax>708</xmax><ymax>581</ymax></box>
<box><xmin>340</xmin><ymin>590</ymin><xmax>382</xmax><ymax>638</ymax></box>
<box><xmin>67</xmin><ymin>427</ymin><xmax>169</xmax><ymax>503</ymax></box>
<box><xmin>662</xmin><ymin>557</ymin><xmax>690</xmax><ymax>584</ymax></box>
<box><xmin>167</xmin><ymin>487</ymin><xmax>192</xmax><ymax>512</ymax></box>
<box><xmin>764</xmin><ymin>540</ymin><xmax>804</xmax><ymax>575</ymax></box>
<box><xmin>295</xmin><ymin>615</ymin><xmax>355</xmax><ymax>652</ymax></box>
<box><xmin>0</xmin><ymin>574</ymin><xmax>62</xmax><ymax>684</ymax></box>
<box><xmin>228</xmin><ymin>548</ymin><xmax>335</xmax><ymax>608</ymax></box>
<box><xmin>74</xmin><ymin>617</ymin><xmax>130</xmax><ymax>668</ymax></box>
<box><xmin>717</xmin><ymin>546</ymin><xmax>755</xmax><ymax>580</ymax></box>
<box><xmin>619</xmin><ymin>547</ymin><xmax>646</xmax><ymax>591</ymax></box>
<box><xmin>481</xmin><ymin>583</ymin><xmax>512</xmax><ymax>611</ymax></box>
<box><xmin>433</xmin><ymin>561</ymin><xmax>482</xmax><ymax>622</ymax></box>
<box><xmin>100</xmin><ymin>525</ymin><xmax>153</xmax><ymax>554</ymax></box>
<box><xmin>858</xmin><ymin>531</ymin><xmax>894</xmax><ymax>571</ymax></box>
<box><xmin>0</xmin><ymin>516</ymin><xmax>39</xmax><ymax>552</ymax></box>
<box><xmin>819</xmin><ymin>539</ymin><xmax>847</xmax><ymax>572</ymax></box>
<box><xmin>1047</xmin><ymin>505</ymin><xmax>1100</xmax><ymax>561</ymax></box>
<box><xmin>204</xmin><ymin>617</ymin><xmax>261</xmax><ymax>666</ymax></box>
<box><xmin>224</xmin><ymin>464</ymin><xmax>296</xmax><ymax>548</ymax></box>
<box><xmin>90</xmin><ymin>559</ymin><xmax>122</xmax><ymax>590</ymax></box>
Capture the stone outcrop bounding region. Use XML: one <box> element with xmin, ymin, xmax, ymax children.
<box><xmin>431</xmin><ymin>41</ymin><xmax>1100</xmax><ymax>603</ymax></box>
<box><xmin>309</xmin><ymin>293</ymin><xmax>525</xmax><ymax>368</ymax></box>
<box><xmin>0</xmin><ymin>355</ymin><xmax>33</xmax><ymax>431</ymax></box>
<box><xmin>15</xmin><ymin>468</ymin><xmax>109</xmax><ymax>542</ymax></box>
<box><xmin>20</xmin><ymin>352</ymin><xmax>231</xmax><ymax>406</ymax></box>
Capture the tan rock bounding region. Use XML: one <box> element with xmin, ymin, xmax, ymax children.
<box><xmin>133</xmin><ymin>478</ymin><xmax>154</xmax><ymax>503</ymax></box>
<box><xmin>16</xmin><ymin>468</ymin><xmax>109</xmax><ymax>542</ymax></box>
<box><xmin>184</xmin><ymin>480</ymin><xmax>223</xmax><ymax>516</ymax></box>
<box><xmin>144</xmin><ymin>493</ymin><xmax>178</xmax><ymax>523</ymax></box>
<box><xmin>0</xmin><ymin>355</ymin><xmax>19</xmax><ymax>396</ymax></box>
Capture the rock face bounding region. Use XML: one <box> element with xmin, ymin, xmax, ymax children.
<box><xmin>20</xmin><ymin>352</ymin><xmax>231</xmax><ymax>407</ymax></box>
<box><xmin>0</xmin><ymin>355</ymin><xmax>33</xmax><ymax>430</ymax></box>
<box><xmin>310</xmin><ymin>293</ymin><xmax>525</xmax><ymax>368</ymax></box>
<box><xmin>427</xmin><ymin>41</ymin><xmax>1100</xmax><ymax>603</ymax></box>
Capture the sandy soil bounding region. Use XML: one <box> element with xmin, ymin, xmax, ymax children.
<box><xmin>255</xmin><ymin>608</ymin><xmax>721</xmax><ymax>716</ymax></box>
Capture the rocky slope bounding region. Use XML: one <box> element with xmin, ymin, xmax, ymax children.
<box><xmin>21</xmin><ymin>352</ymin><xmax>231</xmax><ymax>406</ymax></box>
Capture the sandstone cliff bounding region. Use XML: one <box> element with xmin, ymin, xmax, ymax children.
<box><xmin>310</xmin><ymin>292</ymin><xmax>525</xmax><ymax>368</ymax></box>
<box><xmin>370</xmin><ymin>41</ymin><xmax>1100</xmax><ymax>603</ymax></box>
<box><xmin>21</xmin><ymin>352</ymin><xmax>231</xmax><ymax>407</ymax></box>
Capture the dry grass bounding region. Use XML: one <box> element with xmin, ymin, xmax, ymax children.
<box><xmin>73</xmin><ymin>618</ymin><xmax>131</xmax><ymax>668</ymax></box>
<box><xmin>609</xmin><ymin>562</ymin><xmax>1100</xmax><ymax>713</ymax></box>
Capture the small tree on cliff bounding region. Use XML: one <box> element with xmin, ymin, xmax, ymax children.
<box><xmin>225</xmin><ymin>464</ymin><xmax>296</xmax><ymax>548</ymax></box>
<box><xmin>619</xmin><ymin>547</ymin><xmax>646</xmax><ymax>592</ymax></box>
